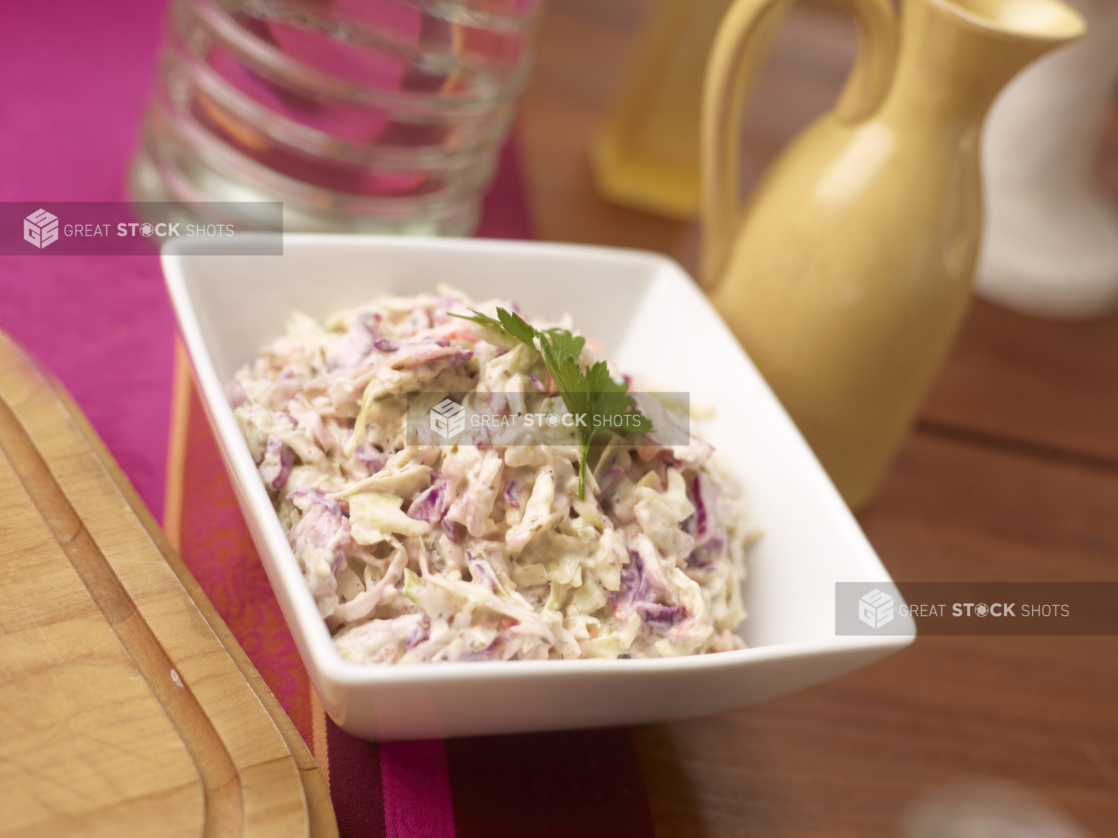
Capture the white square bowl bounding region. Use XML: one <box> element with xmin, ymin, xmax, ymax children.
<box><xmin>163</xmin><ymin>233</ymin><xmax>915</xmax><ymax>741</ymax></box>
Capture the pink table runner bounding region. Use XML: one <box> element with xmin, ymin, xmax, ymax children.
<box><xmin>1</xmin><ymin>3</ymin><xmax>658</xmax><ymax>835</ymax></box>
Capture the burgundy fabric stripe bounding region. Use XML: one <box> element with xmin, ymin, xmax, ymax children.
<box><xmin>380</xmin><ymin>741</ymin><xmax>456</xmax><ymax>838</ymax></box>
<box><xmin>327</xmin><ymin>718</ymin><xmax>388</xmax><ymax>838</ymax></box>
<box><xmin>445</xmin><ymin>728</ymin><xmax>657</xmax><ymax>838</ymax></box>
<box><xmin>475</xmin><ymin>140</ymin><xmax>535</xmax><ymax>242</ymax></box>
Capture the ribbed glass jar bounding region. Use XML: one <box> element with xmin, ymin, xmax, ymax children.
<box><xmin>130</xmin><ymin>0</ymin><xmax>544</xmax><ymax>235</ymax></box>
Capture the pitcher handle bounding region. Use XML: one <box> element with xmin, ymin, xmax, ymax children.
<box><xmin>699</xmin><ymin>0</ymin><xmax>897</xmax><ymax>290</ymax></box>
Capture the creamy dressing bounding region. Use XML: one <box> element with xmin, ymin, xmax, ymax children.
<box><xmin>232</xmin><ymin>289</ymin><xmax>757</xmax><ymax>663</ymax></box>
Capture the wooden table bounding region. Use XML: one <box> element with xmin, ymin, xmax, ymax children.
<box><xmin>517</xmin><ymin>2</ymin><xmax>1118</xmax><ymax>834</ymax></box>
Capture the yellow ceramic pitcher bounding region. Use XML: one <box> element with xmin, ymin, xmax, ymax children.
<box><xmin>700</xmin><ymin>0</ymin><xmax>1085</xmax><ymax>509</ymax></box>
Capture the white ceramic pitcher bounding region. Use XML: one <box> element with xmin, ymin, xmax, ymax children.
<box><xmin>977</xmin><ymin>0</ymin><xmax>1118</xmax><ymax>319</ymax></box>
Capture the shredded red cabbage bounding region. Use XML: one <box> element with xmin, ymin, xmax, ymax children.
<box><xmin>408</xmin><ymin>476</ymin><xmax>447</xmax><ymax>524</ymax></box>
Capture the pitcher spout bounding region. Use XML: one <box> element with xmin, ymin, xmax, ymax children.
<box><xmin>883</xmin><ymin>0</ymin><xmax>1086</xmax><ymax>125</ymax></box>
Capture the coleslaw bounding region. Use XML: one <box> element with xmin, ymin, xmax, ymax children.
<box><xmin>230</xmin><ymin>288</ymin><xmax>758</xmax><ymax>663</ymax></box>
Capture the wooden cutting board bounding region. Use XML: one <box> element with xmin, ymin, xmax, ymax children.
<box><xmin>0</xmin><ymin>331</ymin><xmax>337</xmax><ymax>838</ymax></box>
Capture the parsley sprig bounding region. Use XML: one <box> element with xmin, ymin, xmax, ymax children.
<box><xmin>452</xmin><ymin>308</ymin><xmax>652</xmax><ymax>500</ymax></box>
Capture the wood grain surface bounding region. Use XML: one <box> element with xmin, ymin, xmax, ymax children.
<box><xmin>0</xmin><ymin>331</ymin><xmax>337</xmax><ymax>838</ymax></box>
<box><xmin>518</xmin><ymin>1</ymin><xmax>1118</xmax><ymax>834</ymax></box>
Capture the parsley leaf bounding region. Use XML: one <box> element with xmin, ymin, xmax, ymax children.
<box><xmin>452</xmin><ymin>308</ymin><xmax>652</xmax><ymax>500</ymax></box>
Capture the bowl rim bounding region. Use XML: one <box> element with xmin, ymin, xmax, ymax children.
<box><xmin>162</xmin><ymin>233</ymin><xmax>916</xmax><ymax>689</ymax></box>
